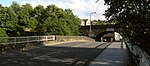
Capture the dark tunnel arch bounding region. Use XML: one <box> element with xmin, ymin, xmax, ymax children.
<box><xmin>95</xmin><ymin>31</ymin><xmax>114</xmax><ymax>41</ymax></box>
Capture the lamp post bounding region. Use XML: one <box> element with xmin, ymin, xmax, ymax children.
<box><xmin>89</xmin><ymin>12</ymin><xmax>96</xmax><ymax>37</ymax></box>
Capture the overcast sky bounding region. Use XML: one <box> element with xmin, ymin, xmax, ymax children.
<box><xmin>0</xmin><ymin>0</ymin><xmax>108</xmax><ymax>20</ymax></box>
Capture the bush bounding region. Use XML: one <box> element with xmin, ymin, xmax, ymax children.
<box><xmin>0</xmin><ymin>28</ymin><xmax>8</xmax><ymax>43</ymax></box>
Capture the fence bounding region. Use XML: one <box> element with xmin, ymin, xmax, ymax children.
<box><xmin>126</xmin><ymin>42</ymin><xmax>150</xmax><ymax>66</ymax></box>
<box><xmin>0</xmin><ymin>36</ymin><xmax>55</xmax><ymax>44</ymax></box>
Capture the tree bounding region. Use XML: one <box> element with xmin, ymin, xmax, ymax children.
<box><xmin>0</xmin><ymin>3</ymin><xmax>81</xmax><ymax>36</ymax></box>
<box><xmin>0</xmin><ymin>28</ymin><xmax>8</xmax><ymax>43</ymax></box>
<box><xmin>0</xmin><ymin>28</ymin><xmax>8</xmax><ymax>37</ymax></box>
<box><xmin>0</xmin><ymin>5</ymin><xmax>18</xmax><ymax>36</ymax></box>
<box><xmin>34</xmin><ymin>5</ymin><xmax>44</xmax><ymax>23</ymax></box>
<box><xmin>42</xmin><ymin>5</ymin><xmax>71</xmax><ymax>35</ymax></box>
<box><xmin>64</xmin><ymin>9</ymin><xmax>81</xmax><ymax>35</ymax></box>
<box><xmin>10</xmin><ymin>1</ymin><xmax>21</xmax><ymax>14</ymax></box>
<box><xmin>35</xmin><ymin>5</ymin><xmax>81</xmax><ymax>35</ymax></box>
<box><xmin>35</xmin><ymin>5</ymin><xmax>60</xmax><ymax>35</ymax></box>
<box><xmin>104</xmin><ymin>0</ymin><xmax>150</xmax><ymax>54</ymax></box>
<box><xmin>17</xmin><ymin>3</ymin><xmax>37</xmax><ymax>36</ymax></box>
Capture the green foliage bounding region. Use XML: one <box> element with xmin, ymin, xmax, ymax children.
<box><xmin>95</xmin><ymin>19</ymin><xmax>116</xmax><ymax>25</ymax></box>
<box><xmin>63</xmin><ymin>9</ymin><xmax>81</xmax><ymax>35</ymax></box>
<box><xmin>18</xmin><ymin>4</ymin><xmax>37</xmax><ymax>30</ymax></box>
<box><xmin>10</xmin><ymin>1</ymin><xmax>20</xmax><ymax>13</ymax></box>
<box><xmin>104</xmin><ymin>0</ymin><xmax>150</xmax><ymax>52</ymax></box>
<box><xmin>0</xmin><ymin>6</ymin><xmax>18</xmax><ymax>36</ymax></box>
<box><xmin>95</xmin><ymin>20</ymin><xmax>107</xmax><ymax>25</ymax></box>
<box><xmin>0</xmin><ymin>28</ymin><xmax>8</xmax><ymax>43</ymax></box>
<box><xmin>0</xmin><ymin>28</ymin><xmax>8</xmax><ymax>37</ymax></box>
<box><xmin>0</xmin><ymin>2</ymin><xmax>81</xmax><ymax>36</ymax></box>
<box><xmin>35</xmin><ymin>5</ymin><xmax>81</xmax><ymax>36</ymax></box>
<box><xmin>34</xmin><ymin>5</ymin><xmax>44</xmax><ymax>22</ymax></box>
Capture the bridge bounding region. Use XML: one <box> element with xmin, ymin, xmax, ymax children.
<box><xmin>80</xmin><ymin>24</ymin><xmax>121</xmax><ymax>41</ymax></box>
<box><xmin>0</xmin><ymin>35</ymin><xmax>149</xmax><ymax>66</ymax></box>
<box><xmin>0</xmin><ymin>25</ymin><xmax>149</xmax><ymax>66</ymax></box>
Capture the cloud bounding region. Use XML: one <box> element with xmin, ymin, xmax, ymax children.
<box><xmin>20</xmin><ymin>0</ymin><xmax>107</xmax><ymax>20</ymax></box>
<box><xmin>20</xmin><ymin>1</ymin><xmax>39</xmax><ymax>8</ymax></box>
<box><xmin>20</xmin><ymin>0</ymin><xmax>53</xmax><ymax>8</ymax></box>
<box><xmin>85</xmin><ymin>0</ymin><xmax>107</xmax><ymax>20</ymax></box>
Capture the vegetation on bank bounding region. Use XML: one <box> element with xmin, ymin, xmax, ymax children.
<box><xmin>104</xmin><ymin>0</ymin><xmax>150</xmax><ymax>54</ymax></box>
<box><xmin>0</xmin><ymin>2</ymin><xmax>81</xmax><ymax>37</ymax></box>
<box><xmin>95</xmin><ymin>19</ymin><xmax>116</xmax><ymax>25</ymax></box>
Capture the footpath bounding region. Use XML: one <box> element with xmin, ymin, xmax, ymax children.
<box><xmin>89</xmin><ymin>42</ymin><xmax>129</xmax><ymax>66</ymax></box>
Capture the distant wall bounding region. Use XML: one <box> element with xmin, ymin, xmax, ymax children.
<box><xmin>44</xmin><ymin>36</ymin><xmax>95</xmax><ymax>44</ymax></box>
<box><xmin>56</xmin><ymin>36</ymin><xmax>95</xmax><ymax>42</ymax></box>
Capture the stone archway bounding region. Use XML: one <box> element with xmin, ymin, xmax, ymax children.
<box><xmin>95</xmin><ymin>31</ymin><xmax>114</xmax><ymax>42</ymax></box>
<box><xmin>95</xmin><ymin>31</ymin><xmax>122</xmax><ymax>42</ymax></box>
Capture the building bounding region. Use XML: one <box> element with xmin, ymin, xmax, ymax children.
<box><xmin>81</xmin><ymin>19</ymin><xmax>96</xmax><ymax>26</ymax></box>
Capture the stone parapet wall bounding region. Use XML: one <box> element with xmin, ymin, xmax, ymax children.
<box><xmin>43</xmin><ymin>36</ymin><xmax>95</xmax><ymax>45</ymax></box>
<box><xmin>55</xmin><ymin>36</ymin><xmax>95</xmax><ymax>42</ymax></box>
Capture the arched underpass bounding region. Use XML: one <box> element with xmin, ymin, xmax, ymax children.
<box><xmin>95</xmin><ymin>31</ymin><xmax>121</xmax><ymax>42</ymax></box>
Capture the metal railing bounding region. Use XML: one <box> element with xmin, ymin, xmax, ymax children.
<box><xmin>0</xmin><ymin>36</ymin><xmax>55</xmax><ymax>44</ymax></box>
<box><xmin>126</xmin><ymin>42</ymin><xmax>150</xmax><ymax>66</ymax></box>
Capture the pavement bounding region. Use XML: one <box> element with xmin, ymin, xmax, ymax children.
<box><xmin>0</xmin><ymin>42</ymin><xmax>111</xmax><ymax>66</ymax></box>
<box><xmin>0</xmin><ymin>42</ymin><xmax>129</xmax><ymax>66</ymax></box>
<box><xmin>89</xmin><ymin>42</ymin><xmax>128</xmax><ymax>66</ymax></box>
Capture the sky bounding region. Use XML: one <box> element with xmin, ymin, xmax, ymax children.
<box><xmin>0</xmin><ymin>0</ymin><xmax>108</xmax><ymax>20</ymax></box>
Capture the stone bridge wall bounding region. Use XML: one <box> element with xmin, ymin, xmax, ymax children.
<box><xmin>44</xmin><ymin>36</ymin><xmax>95</xmax><ymax>45</ymax></box>
<box><xmin>55</xmin><ymin>36</ymin><xmax>95</xmax><ymax>42</ymax></box>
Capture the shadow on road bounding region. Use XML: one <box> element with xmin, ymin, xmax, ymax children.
<box><xmin>0</xmin><ymin>43</ymin><xmax>111</xmax><ymax>66</ymax></box>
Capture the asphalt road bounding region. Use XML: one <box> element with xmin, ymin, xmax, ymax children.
<box><xmin>0</xmin><ymin>42</ymin><xmax>111</xmax><ymax>66</ymax></box>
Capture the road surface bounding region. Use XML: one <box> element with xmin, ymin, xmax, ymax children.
<box><xmin>0</xmin><ymin>42</ymin><xmax>111</xmax><ymax>66</ymax></box>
